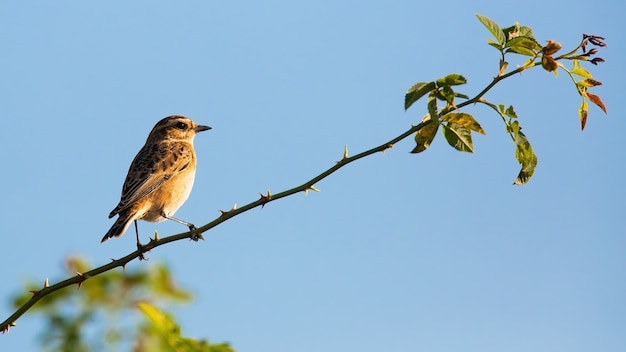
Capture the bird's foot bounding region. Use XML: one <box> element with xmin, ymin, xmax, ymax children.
<box><xmin>136</xmin><ymin>241</ymin><xmax>149</xmax><ymax>261</ymax></box>
<box><xmin>188</xmin><ymin>225</ymin><xmax>204</xmax><ymax>242</ymax></box>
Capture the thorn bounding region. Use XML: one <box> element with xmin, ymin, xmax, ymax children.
<box><xmin>381</xmin><ymin>143</ymin><xmax>393</xmax><ymax>155</ymax></box>
<box><xmin>259</xmin><ymin>189</ymin><xmax>271</xmax><ymax>208</ymax></box>
<box><xmin>76</xmin><ymin>272</ymin><xmax>87</xmax><ymax>289</ymax></box>
<box><xmin>259</xmin><ymin>193</ymin><xmax>267</xmax><ymax>208</ymax></box>
<box><xmin>111</xmin><ymin>258</ymin><xmax>124</xmax><ymax>268</ymax></box>
<box><xmin>154</xmin><ymin>231</ymin><xmax>159</xmax><ymax>241</ymax></box>
<box><xmin>304</xmin><ymin>185</ymin><xmax>320</xmax><ymax>196</ymax></box>
<box><xmin>29</xmin><ymin>290</ymin><xmax>40</xmax><ymax>296</ymax></box>
<box><xmin>122</xmin><ymin>262</ymin><xmax>127</xmax><ymax>271</ymax></box>
<box><xmin>220</xmin><ymin>203</ymin><xmax>238</xmax><ymax>216</ymax></box>
<box><xmin>44</xmin><ymin>278</ymin><xmax>49</xmax><ymax>288</ymax></box>
<box><xmin>337</xmin><ymin>145</ymin><xmax>350</xmax><ymax>164</ymax></box>
<box><xmin>2</xmin><ymin>322</ymin><xmax>15</xmax><ymax>333</ymax></box>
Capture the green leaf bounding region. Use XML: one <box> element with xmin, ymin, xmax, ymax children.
<box><xmin>570</xmin><ymin>59</ymin><xmax>592</xmax><ymax>79</ymax></box>
<box><xmin>502</xmin><ymin>23</ymin><xmax>520</xmax><ymax>41</ymax></box>
<box><xmin>571</xmin><ymin>60</ymin><xmax>591</xmax><ymax>79</ymax></box>
<box><xmin>138</xmin><ymin>302</ymin><xmax>232</xmax><ymax>352</ymax></box>
<box><xmin>476</xmin><ymin>14</ymin><xmax>505</xmax><ymax>46</ymax></box>
<box><xmin>513</xmin><ymin>130</ymin><xmax>538</xmax><ymax>185</ymax></box>
<box><xmin>454</xmin><ymin>91</ymin><xmax>469</xmax><ymax>100</ymax></box>
<box><xmin>502</xmin><ymin>23</ymin><xmax>537</xmax><ymax>44</ymax></box>
<box><xmin>411</xmin><ymin>115</ymin><xmax>440</xmax><ymax>153</ymax></box>
<box><xmin>436</xmin><ymin>73</ymin><xmax>467</xmax><ymax>87</ymax></box>
<box><xmin>514</xmin><ymin>153</ymin><xmax>537</xmax><ymax>185</ymax></box>
<box><xmin>504</xmin><ymin>36</ymin><xmax>542</xmax><ymax>56</ymax></box>
<box><xmin>405</xmin><ymin>81</ymin><xmax>436</xmax><ymax>110</ymax></box>
<box><xmin>517</xmin><ymin>25</ymin><xmax>536</xmax><ymax>40</ymax></box>
<box><xmin>442</xmin><ymin>122</ymin><xmax>474</xmax><ymax>153</ymax></box>
<box><xmin>440</xmin><ymin>86</ymin><xmax>456</xmax><ymax>104</ymax></box>
<box><xmin>427</xmin><ymin>93</ymin><xmax>438</xmax><ymax>119</ymax></box>
<box><xmin>441</xmin><ymin>112</ymin><xmax>486</xmax><ymax>134</ymax></box>
<box><xmin>571</xmin><ymin>66</ymin><xmax>592</xmax><ymax>79</ymax></box>
<box><xmin>502</xmin><ymin>23</ymin><xmax>536</xmax><ymax>41</ymax></box>
<box><xmin>488</xmin><ymin>41</ymin><xmax>503</xmax><ymax>50</ymax></box>
<box><xmin>138</xmin><ymin>302</ymin><xmax>171</xmax><ymax>331</ymax></box>
<box><xmin>504</xmin><ymin>105</ymin><xmax>517</xmax><ymax>118</ymax></box>
<box><xmin>510</xmin><ymin>120</ymin><xmax>521</xmax><ymax>136</ymax></box>
<box><xmin>138</xmin><ymin>301</ymin><xmax>182</xmax><ymax>349</ymax></box>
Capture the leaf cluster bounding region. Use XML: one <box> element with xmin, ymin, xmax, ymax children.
<box><xmin>406</xmin><ymin>74</ymin><xmax>484</xmax><ymax>154</ymax></box>
<box><xmin>403</xmin><ymin>14</ymin><xmax>606</xmax><ymax>184</ymax></box>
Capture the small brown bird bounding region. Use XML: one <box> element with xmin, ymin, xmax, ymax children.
<box><xmin>102</xmin><ymin>115</ymin><xmax>211</xmax><ymax>248</ymax></box>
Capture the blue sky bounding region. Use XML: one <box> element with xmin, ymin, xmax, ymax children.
<box><xmin>1</xmin><ymin>1</ymin><xmax>623</xmax><ymax>351</ymax></box>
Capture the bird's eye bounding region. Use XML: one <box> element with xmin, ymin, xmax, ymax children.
<box><xmin>175</xmin><ymin>122</ymin><xmax>187</xmax><ymax>130</ymax></box>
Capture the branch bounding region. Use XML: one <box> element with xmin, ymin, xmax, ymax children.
<box><xmin>0</xmin><ymin>68</ymin><xmax>505</xmax><ymax>333</ymax></box>
<box><xmin>2</xmin><ymin>19</ymin><xmax>607</xmax><ymax>333</ymax></box>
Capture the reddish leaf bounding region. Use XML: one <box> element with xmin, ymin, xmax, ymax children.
<box><xmin>586</xmin><ymin>92</ymin><xmax>607</xmax><ymax>113</ymax></box>
<box><xmin>541</xmin><ymin>55</ymin><xmax>558</xmax><ymax>72</ymax></box>
<box><xmin>585</xmin><ymin>79</ymin><xmax>602</xmax><ymax>86</ymax></box>
<box><xmin>580</xmin><ymin>109</ymin><xmax>588</xmax><ymax>130</ymax></box>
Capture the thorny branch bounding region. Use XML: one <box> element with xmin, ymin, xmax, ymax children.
<box><xmin>1</xmin><ymin>29</ymin><xmax>606</xmax><ymax>334</ymax></box>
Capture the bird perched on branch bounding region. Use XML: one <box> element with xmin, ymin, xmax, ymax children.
<box><xmin>102</xmin><ymin>115</ymin><xmax>211</xmax><ymax>250</ymax></box>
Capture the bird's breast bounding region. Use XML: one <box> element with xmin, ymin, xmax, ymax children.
<box><xmin>139</xmin><ymin>157</ymin><xmax>197</xmax><ymax>222</ymax></box>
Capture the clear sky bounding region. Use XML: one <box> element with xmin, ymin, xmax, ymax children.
<box><xmin>1</xmin><ymin>1</ymin><xmax>623</xmax><ymax>351</ymax></box>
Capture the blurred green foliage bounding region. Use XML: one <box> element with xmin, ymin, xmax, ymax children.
<box><xmin>12</xmin><ymin>256</ymin><xmax>233</xmax><ymax>352</ymax></box>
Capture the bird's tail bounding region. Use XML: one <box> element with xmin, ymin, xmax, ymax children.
<box><xmin>101</xmin><ymin>211</ymin><xmax>134</xmax><ymax>243</ymax></box>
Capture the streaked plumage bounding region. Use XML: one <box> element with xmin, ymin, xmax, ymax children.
<box><xmin>102</xmin><ymin>115</ymin><xmax>211</xmax><ymax>245</ymax></box>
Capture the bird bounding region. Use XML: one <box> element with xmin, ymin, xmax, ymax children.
<box><xmin>101</xmin><ymin>115</ymin><xmax>211</xmax><ymax>250</ymax></box>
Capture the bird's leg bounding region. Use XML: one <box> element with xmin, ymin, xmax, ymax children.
<box><xmin>134</xmin><ymin>220</ymin><xmax>148</xmax><ymax>260</ymax></box>
<box><xmin>161</xmin><ymin>212</ymin><xmax>203</xmax><ymax>241</ymax></box>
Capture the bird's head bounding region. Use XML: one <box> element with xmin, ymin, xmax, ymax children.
<box><xmin>147</xmin><ymin>115</ymin><xmax>211</xmax><ymax>142</ymax></box>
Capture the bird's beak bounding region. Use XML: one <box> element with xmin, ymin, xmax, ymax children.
<box><xmin>195</xmin><ymin>125</ymin><xmax>212</xmax><ymax>133</ymax></box>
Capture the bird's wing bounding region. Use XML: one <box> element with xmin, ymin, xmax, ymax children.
<box><xmin>109</xmin><ymin>141</ymin><xmax>193</xmax><ymax>217</ymax></box>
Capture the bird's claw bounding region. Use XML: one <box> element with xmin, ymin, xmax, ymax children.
<box><xmin>136</xmin><ymin>242</ymin><xmax>149</xmax><ymax>261</ymax></box>
<box><xmin>189</xmin><ymin>225</ymin><xmax>204</xmax><ymax>242</ymax></box>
